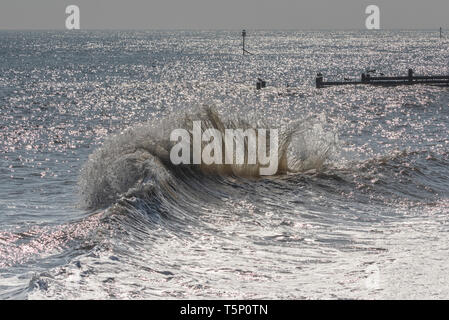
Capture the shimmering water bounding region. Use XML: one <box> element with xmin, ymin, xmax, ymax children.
<box><xmin>0</xmin><ymin>30</ymin><xmax>448</xmax><ymax>299</ymax></box>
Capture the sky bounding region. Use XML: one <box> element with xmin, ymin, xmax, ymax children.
<box><xmin>0</xmin><ymin>0</ymin><xmax>448</xmax><ymax>30</ymax></box>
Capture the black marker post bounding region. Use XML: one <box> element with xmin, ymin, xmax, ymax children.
<box><xmin>242</xmin><ymin>29</ymin><xmax>246</xmax><ymax>55</ymax></box>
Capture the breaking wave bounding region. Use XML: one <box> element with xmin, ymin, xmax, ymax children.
<box><xmin>78</xmin><ymin>106</ymin><xmax>339</xmax><ymax>210</ymax></box>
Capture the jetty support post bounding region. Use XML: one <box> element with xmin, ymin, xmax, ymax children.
<box><xmin>316</xmin><ymin>73</ymin><xmax>323</xmax><ymax>88</ymax></box>
<box><xmin>256</xmin><ymin>78</ymin><xmax>267</xmax><ymax>90</ymax></box>
<box><xmin>361</xmin><ymin>73</ymin><xmax>371</xmax><ymax>83</ymax></box>
<box><xmin>408</xmin><ymin>68</ymin><xmax>414</xmax><ymax>82</ymax></box>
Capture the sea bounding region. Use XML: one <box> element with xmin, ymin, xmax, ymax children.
<box><xmin>0</xmin><ymin>30</ymin><xmax>448</xmax><ymax>299</ymax></box>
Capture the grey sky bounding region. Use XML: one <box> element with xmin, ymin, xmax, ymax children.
<box><xmin>0</xmin><ymin>0</ymin><xmax>448</xmax><ymax>30</ymax></box>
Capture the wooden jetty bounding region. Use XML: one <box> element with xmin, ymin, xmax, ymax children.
<box><xmin>316</xmin><ymin>69</ymin><xmax>449</xmax><ymax>88</ymax></box>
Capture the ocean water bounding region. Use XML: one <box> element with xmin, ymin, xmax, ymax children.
<box><xmin>0</xmin><ymin>30</ymin><xmax>448</xmax><ymax>299</ymax></box>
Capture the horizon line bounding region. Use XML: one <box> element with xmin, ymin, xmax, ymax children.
<box><xmin>0</xmin><ymin>28</ymin><xmax>447</xmax><ymax>32</ymax></box>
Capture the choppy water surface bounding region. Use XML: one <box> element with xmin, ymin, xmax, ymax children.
<box><xmin>0</xmin><ymin>30</ymin><xmax>448</xmax><ymax>299</ymax></box>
